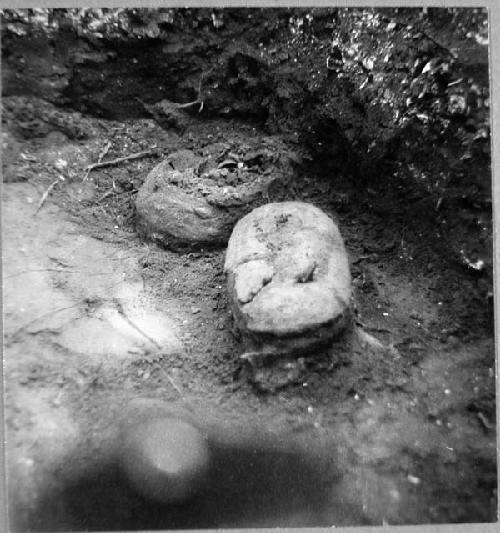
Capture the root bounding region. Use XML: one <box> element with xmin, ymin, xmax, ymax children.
<box><xmin>34</xmin><ymin>177</ymin><xmax>64</xmax><ymax>215</ymax></box>
<box><xmin>85</xmin><ymin>149</ymin><xmax>157</xmax><ymax>173</ymax></box>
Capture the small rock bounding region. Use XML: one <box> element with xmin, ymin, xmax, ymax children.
<box><xmin>191</xmin><ymin>307</ymin><xmax>201</xmax><ymax>314</ymax></box>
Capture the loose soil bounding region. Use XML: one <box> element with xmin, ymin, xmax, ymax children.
<box><xmin>2</xmin><ymin>99</ymin><xmax>496</xmax><ymax>530</ymax></box>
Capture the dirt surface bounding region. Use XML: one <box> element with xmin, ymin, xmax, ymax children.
<box><xmin>1</xmin><ymin>7</ymin><xmax>497</xmax><ymax>529</ymax></box>
<box><xmin>2</xmin><ymin>94</ymin><xmax>497</xmax><ymax>530</ymax></box>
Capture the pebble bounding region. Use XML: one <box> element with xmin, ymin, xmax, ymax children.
<box><xmin>191</xmin><ymin>307</ymin><xmax>201</xmax><ymax>314</ymax></box>
<box><xmin>119</xmin><ymin>417</ymin><xmax>211</xmax><ymax>503</ymax></box>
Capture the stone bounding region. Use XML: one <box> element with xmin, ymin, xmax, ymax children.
<box><xmin>119</xmin><ymin>417</ymin><xmax>211</xmax><ymax>503</ymax></box>
<box><xmin>224</xmin><ymin>202</ymin><xmax>351</xmax><ymax>358</ymax></box>
<box><xmin>135</xmin><ymin>157</ymin><xmax>229</xmax><ymax>249</ymax></box>
<box><xmin>135</xmin><ymin>148</ymin><xmax>280</xmax><ymax>250</ymax></box>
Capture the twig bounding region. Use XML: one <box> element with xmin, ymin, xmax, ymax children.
<box><xmin>137</xmin><ymin>94</ymin><xmax>204</xmax><ymax>114</ymax></box>
<box><xmin>175</xmin><ymin>100</ymin><xmax>201</xmax><ymax>110</ymax></box>
<box><xmin>83</xmin><ymin>140</ymin><xmax>112</xmax><ymax>181</ymax></box>
<box><xmin>196</xmin><ymin>73</ymin><xmax>204</xmax><ymax>100</ymax></box>
<box><xmin>85</xmin><ymin>149</ymin><xmax>157</xmax><ymax>172</ymax></box>
<box><xmin>196</xmin><ymin>67</ymin><xmax>213</xmax><ymax>110</ymax></box>
<box><xmin>6</xmin><ymin>269</ymin><xmax>114</xmax><ymax>279</ymax></box>
<box><xmin>196</xmin><ymin>77</ymin><xmax>205</xmax><ymax>113</ymax></box>
<box><xmin>6</xmin><ymin>303</ymin><xmax>81</xmax><ymax>340</ymax></box>
<box><xmin>136</xmin><ymin>96</ymin><xmax>199</xmax><ymax>111</ymax></box>
<box><xmin>161</xmin><ymin>367</ymin><xmax>187</xmax><ymax>401</ymax></box>
<box><xmin>477</xmin><ymin>412</ymin><xmax>494</xmax><ymax>430</ymax></box>
<box><xmin>352</xmin><ymin>255</ymin><xmax>371</xmax><ymax>265</ymax></box>
<box><xmin>111</xmin><ymin>297</ymin><xmax>189</xmax><ymax>403</ymax></box>
<box><xmin>96</xmin><ymin>189</ymin><xmax>115</xmax><ymax>203</ymax></box>
<box><xmin>34</xmin><ymin>177</ymin><xmax>64</xmax><ymax>216</ymax></box>
<box><xmin>447</xmin><ymin>78</ymin><xmax>463</xmax><ymax>87</ymax></box>
<box><xmin>5</xmin><ymin>268</ymin><xmax>77</xmax><ymax>279</ymax></box>
<box><xmin>112</xmin><ymin>298</ymin><xmax>162</xmax><ymax>349</ymax></box>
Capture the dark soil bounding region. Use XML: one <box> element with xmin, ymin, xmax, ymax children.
<box><xmin>2</xmin><ymin>7</ymin><xmax>497</xmax><ymax>531</ymax></box>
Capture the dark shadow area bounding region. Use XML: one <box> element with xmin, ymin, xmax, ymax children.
<box><xmin>12</xmin><ymin>432</ymin><xmax>367</xmax><ymax>531</ymax></box>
